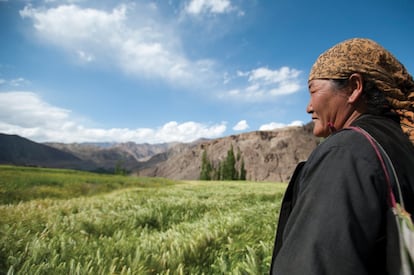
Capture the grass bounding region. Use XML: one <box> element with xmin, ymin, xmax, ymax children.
<box><xmin>0</xmin><ymin>165</ymin><xmax>176</xmax><ymax>204</ymax></box>
<box><xmin>0</xmin><ymin>165</ymin><xmax>287</xmax><ymax>274</ymax></box>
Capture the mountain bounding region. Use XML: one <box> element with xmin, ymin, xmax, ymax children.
<box><xmin>135</xmin><ymin>123</ymin><xmax>320</xmax><ymax>182</ymax></box>
<box><xmin>45</xmin><ymin>141</ymin><xmax>177</xmax><ymax>172</ymax></box>
<box><xmin>0</xmin><ymin>123</ymin><xmax>320</xmax><ymax>181</ymax></box>
<box><xmin>0</xmin><ymin>133</ymin><xmax>97</xmax><ymax>170</ymax></box>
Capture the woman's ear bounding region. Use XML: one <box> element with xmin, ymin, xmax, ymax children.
<box><xmin>347</xmin><ymin>73</ymin><xmax>364</xmax><ymax>104</ymax></box>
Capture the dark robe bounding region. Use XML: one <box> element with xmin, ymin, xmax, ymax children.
<box><xmin>270</xmin><ymin>114</ymin><xmax>414</xmax><ymax>275</ymax></box>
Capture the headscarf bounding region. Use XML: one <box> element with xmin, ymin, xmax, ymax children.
<box><xmin>309</xmin><ymin>38</ymin><xmax>414</xmax><ymax>144</ymax></box>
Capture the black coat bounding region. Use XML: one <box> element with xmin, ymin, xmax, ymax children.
<box><xmin>270</xmin><ymin>114</ymin><xmax>414</xmax><ymax>275</ymax></box>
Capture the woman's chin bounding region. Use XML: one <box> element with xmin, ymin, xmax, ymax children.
<box><xmin>313</xmin><ymin>126</ymin><xmax>330</xmax><ymax>138</ymax></box>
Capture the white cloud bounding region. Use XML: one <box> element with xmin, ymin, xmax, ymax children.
<box><xmin>0</xmin><ymin>92</ymin><xmax>226</xmax><ymax>143</ymax></box>
<box><xmin>0</xmin><ymin>77</ymin><xmax>30</xmax><ymax>87</ymax></box>
<box><xmin>185</xmin><ymin>0</ymin><xmax>232</xmax><ymax>15</ymax></box>
<box><xmin>259</xmin><ymin>120</ymin><xmax>304</xmax><ymax>131</ymax></box>
<box><xmin>289</xmin><ymin>120</ymin><xmax>305</xmax><ymax>127</ymax></box>
<box><xmin>233</xmin><ymin>120</ymin><xmax>248</xmax><ymax>131</ymax></box>
<box><xmin>10</xmin><ymin>78</ymin><xmax>29</xmax><ymax>87</ymax></box>
<box><xmin>19</xmin><ymin>4</ymin><xmax>216</xmax><ymax>88</ymax></box>
<box><xmin>77</xmin><ymin>50</ymin><xmax>94</xmax><ymax>62</ymax></box>
<box><xmin>223</xmin><ymin>66</ymin><xmax>302</xmax><ymax>101</ymax></box>
<box><xmin>0</xmin><ymin>92</ymin><xmax>71</xmax><ymax>128</ymax></box>
<box><xmin>154</xmin><ymin>121</ymin><xmax>226</xmax><ymax>143</ymax></box>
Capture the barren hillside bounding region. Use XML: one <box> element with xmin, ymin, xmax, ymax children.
<box><xmin>136</xmin><ymin>123</ymin><xmax>319</xmax><ymax>182</ymax></box>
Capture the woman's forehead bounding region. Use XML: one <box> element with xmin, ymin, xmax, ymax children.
<box><xmin>308</xmin><ymin>79</ymin><xmax>330</xmax><ymax>90</ymax></box>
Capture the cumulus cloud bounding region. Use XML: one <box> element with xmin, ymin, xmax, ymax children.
<box><xmin>0</xmin><ymin>92</ymin><xmax>226</xmax><ymax>143</ymax></box>
<box><xmin>154</xmin><ymin>121</ymin><xmax>226</xmax><ymax>143</ymax></box>
<box><xmin>185</xmin><ymin>0</ymin><xmax>233</xmax><ymax>15</ymax></box>
<box><xmin>259</xmin><ymin>120</ymin><xmax>304</xmax><ymax>131</ymax></box>
<box><xmin>232</xmin><ymin>120</ymin><xmax>248</xmax><ymax>131</ymax></box>
<box><xmin>19</xmin><ymin>3</ymin><xmax>216</xmax><ymax>88</ymax></box>
<box><xmin>223</xmin><ymin>66</ymin><xmax>302</xmax><ymax>101</ymax></box>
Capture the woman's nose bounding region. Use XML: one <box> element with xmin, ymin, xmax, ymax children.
<box><xmin>306</xmin><ymin>101</ymin><xmax>313</xmax><ymax>114</ymax></box>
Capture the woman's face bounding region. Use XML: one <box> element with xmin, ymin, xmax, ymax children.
<box><xmin>306</xmin><ymin>79</ymin><xmax>353</xmax><ymax>137</ymax></box>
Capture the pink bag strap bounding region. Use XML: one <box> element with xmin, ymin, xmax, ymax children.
<box><xmin>346</xmin><ymin>126</ymin><xmax>398</xmax><ymax>208</ymax></box>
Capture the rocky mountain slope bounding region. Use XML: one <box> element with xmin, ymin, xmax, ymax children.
<box><xmin>45</xmin><ymin>142</ymin><xmax>176</xmax><ymax>172</ymax></box>
<box><xmin>0</xmin><ymin>133</ymin><xmax>96</xmax><ymax>170</ymax></box>
<box><xmin>136</xmin><ymin>123</ymin><xmax>319</xmax><ymax>182</ymax></box>
<box><xmin>1</xmin><ymin>123</ymin><xmax>319</xmax><ymax>182</ymax></box>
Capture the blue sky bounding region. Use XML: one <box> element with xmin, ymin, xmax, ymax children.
<box><xmin>0</xmin><ymin>0</ymin><xmax>413</xmax><ymax>144</ymax></box>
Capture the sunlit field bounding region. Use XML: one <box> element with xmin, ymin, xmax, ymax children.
<box><xmin>0</xmin><ymin>165</ymin><xmax>286</xmax><ymax>274</ymax></box>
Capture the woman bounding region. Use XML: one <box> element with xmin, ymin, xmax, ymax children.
<box><xmin>270</xmin><ymin>38</ymin><xmax>414</xmax><ymax>274</ymax></box>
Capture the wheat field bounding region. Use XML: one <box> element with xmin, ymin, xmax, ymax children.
<box><xmin>0</xmin><ymin>165</ymin><xmax>286</xmax><ymax>274</ymax></box>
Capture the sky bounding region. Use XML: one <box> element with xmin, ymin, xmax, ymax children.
<box><xmin>0</xmin><ymin>0</ymin><xmax>413</xmax><ymax>144</ymax></box>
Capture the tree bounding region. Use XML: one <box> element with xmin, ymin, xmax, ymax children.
<box><xmin>239</xmin><ymin>158</ymin><xmax>247</xmax><ymax>180</ymax></box>
<box><xmin>211</xmin><ymin>161</ymin><xmax>220</xmax><ymax>180</ymax></box>
<box><xmin>114</xmin><ymin>160</ymin><xmax>127</xmax><ymax>175</ymax></box>
<box><xmin>199</xmin><ymin>150</ymin><xmax>212</xmax><ymax>180</ymax></box>
<box><xmin>199</xmin><ymin>145</ymin><xmax>247</xmax><ymax>181</ymax></box>
<box><xmin>222</xmin><ymin>145</ymin><xmax>237</xmax><ymax>180</ymax></box>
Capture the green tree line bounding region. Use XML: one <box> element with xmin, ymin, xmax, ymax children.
<box><xmin>200</xmin><ymin>145</ymin><xmax>246</xmax><ymax>181</ymax></box>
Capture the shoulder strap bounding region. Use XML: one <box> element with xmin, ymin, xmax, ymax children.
<box><xmin>346</xmin><ymin>126</ymin><xmax>404</xmax><ymax>209</ymax></box>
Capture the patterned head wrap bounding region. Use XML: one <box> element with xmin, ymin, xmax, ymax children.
<box><xmin>309</xmin><ymin>38</ymin><xmax>414</xmax><ymax>144</ymax></box>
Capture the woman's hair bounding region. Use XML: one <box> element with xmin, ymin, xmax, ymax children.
<box><xmin>331</xmin><ymin>77</ymin><xmax>391</xmax><ymax>116</ymax></box>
